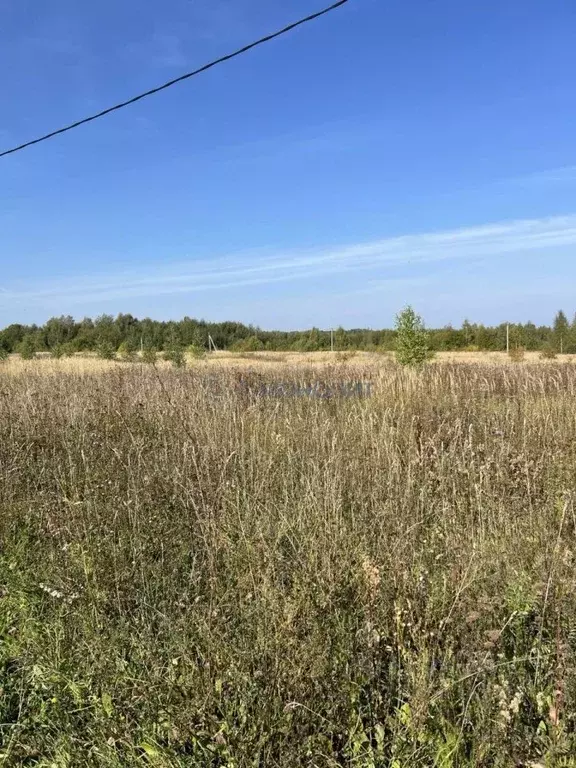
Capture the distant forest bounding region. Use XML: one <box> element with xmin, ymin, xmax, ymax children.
<box><xmin>1</xmin><ymin>311</ymin><xmax>576</xmax><ymax>355</ymax></box>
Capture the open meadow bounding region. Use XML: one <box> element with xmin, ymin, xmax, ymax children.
<box><xmin>2</xmin><ymin>353</ymin><xmax>576</xmax><ymax>766</ymax></box>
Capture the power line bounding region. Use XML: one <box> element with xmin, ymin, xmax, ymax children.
<box><xmin>0</xmin><ymin>0</ymin><xmax>349</xmax><ymax>160</ymax></box>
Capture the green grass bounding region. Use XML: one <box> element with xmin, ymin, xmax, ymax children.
<box><xmin>1</xmin><ymin>362</ymin><xmax>576</xmax><ymax>766</ymax></box>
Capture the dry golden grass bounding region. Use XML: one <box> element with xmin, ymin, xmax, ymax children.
<box><xmin>2</xmin><ymin>358</ymin><xmax>576</xmax><ymax>765</ymax></box>
<box><xmin>3</xmin><ymin>348</ymin><xmax>575</xmax><ymax>376</ymax></box>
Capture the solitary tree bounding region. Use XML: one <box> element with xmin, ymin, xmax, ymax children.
<box><xmin>553</xmin><ymin>310</ymin><xmax>569</xmax><ymax>353</ymax></box>
<box><xmin>395</xmin><ymin>306</ymin><xmax>433</xmax><ymax>367</ymax></box>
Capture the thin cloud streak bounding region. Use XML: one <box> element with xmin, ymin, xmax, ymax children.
<box><xmin>4</xmin><ymin>213</ymin><xmax>576</xmax><ymax>307</ymax></box>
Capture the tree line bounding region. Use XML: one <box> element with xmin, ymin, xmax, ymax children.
<box><xmin>1</xmin><ymin>310</ymin><xmax>575</xmax><ymax>357</ymax></box>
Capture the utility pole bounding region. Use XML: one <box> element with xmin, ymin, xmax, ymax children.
<box><xmin>208</xmin><ymin>334</ymin><xmax>218</xmax><ymax>353</ymax></box>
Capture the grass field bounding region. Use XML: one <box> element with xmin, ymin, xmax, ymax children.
<box><xmin>2</xmin><ymin>348</ymin><xmax>576</xmax><ymax>375</ymax></box>
<box><xmin>2</xmin><ymin>355</ymin><xmax>576</xmax><ymax>766</ymax></box>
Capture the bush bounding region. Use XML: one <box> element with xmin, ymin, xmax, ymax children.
<box><xmin>540</xmin><ymin>345</ymin><xmax>557</xmax><ymax>360</ymax></box>
<box><xmin>187</xmin><ymin>344</ymin><xmax>205</xmax><ymax>360</ymax></box>
<box><xmin>0</xmin><ymin>346</ymin><xmax>8</xmax><ymax>361</ymax></box>
<box><xmin>60</xmin><ymin>342</ymin><xmax>76</xmax><ymax>358</ymax></box>
<box><xmin>50</xmin><ymin>345</ymin><xmax>64</xmax><ymax>359</ymax></box>
<box><xmin>18</xmin><ymin>336</ymin><xmax>36</xmax><ymax>360</ymax></box>
<box><xmin>117</xmin><ymin>342</ymin><xmax>136</xmax><ymax>362</ymax></box>
<box><xmin>508</xmin><ymin>346</ymin><xmax>526</xmax><ymax>363</ymax></box>
<box><xmin>96</xmin><ymin>342</ymin><xmax>116</xmax><ymax>360</ymax></box>
<box><xmin>395</xmin><ymin>306</ymin><xmax>433</xmax><ymax>367</ymax></box>
<box><xmin>335</xmin><ymin>351</ymin><xmax>356</xmax><ymax>363</ymax></box>
<box><xmin>164</xmin><ymin>347</ymin><xmax>186</xmax><ymax>369</ymax></box>
<box><xmin>141</xmin><ymin>347</ymin><xmax>158</xmax><ymax>365</ymax></box>
<box><xmin>232</xmin><ymin>336</ymin><xmax>265</xmax><ymax>352</ymax></box>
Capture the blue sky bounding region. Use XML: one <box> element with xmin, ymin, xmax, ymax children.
<box><xmin>1</xmin><ymin>0</ymin><xmax>575</xmax><ymax>329</ymax></box>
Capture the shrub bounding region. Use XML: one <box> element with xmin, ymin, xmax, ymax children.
<box><xmin>0</xmin><ymin>346</ymin><xmax>8</xmax><ymax>361</ymax></box>
<box><xmin>540</xmin><ymin>345</ymin><xmax>557</xmax><ymax>360</ymax></box>
<box><xmin>96</xmin><ymin>342</ymin><xmax>116</xmax><ymax>360</ymax></box>
<box><xmin>164</xmin><ymin>347</ymin><xmax>186</xmax><ymax>369</ymax></box>
<box><xmin>232</xmin><ymin>336</ymin><xmax>265</xmax><ymax>352</ymax></box>
<box><xmin>50</xmin><ymin>345</ymin><xmax>64</xmax><ymax>359</ymax></box>
<box><xmin>187</xmin><ymin>344</ymin><xmax>205</xmax><ymax>360</ymax></box>
<box><xmin>395</xmin><ymin>306</ymin><xmax>433</xmax><ymax>367</ymax></box>
<box><xmin>60</xmin><ymin>342</ymin><xmax>76</xmax><ymax>358</ymax></box>
<box><xmin>141</xmin><ymin>347</ymin><xmax>158</xmax><ymax>365</ymax></box>
<box><xmin>18</xmin><ymin>336</ymin><xmax>36</xmax><ymax>360</ymax></box>
<box><xmin>335</xmin><ymin>351</ymin><xmax>356</xmax><ymax>363</ymax></box>
<box><xmin>508</xmin><ymin>346</ymin><xmax>526</xmax><ymax>363</ymax></box>
<box><xmin>117</xmin><ymin>342</ymin><xmax>136</xmax><ymax>362</ymax></box>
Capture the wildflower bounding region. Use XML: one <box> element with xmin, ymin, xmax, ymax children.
<box><xmin>39</xmin><ymin>582</ymin><xmax>64</xmax><ymax>599</ymax></box>
<box><xmin>361</xmin><ymin>557</ymin><xmax>381</xmax><ymax>600</ymax></box>
<box><xmin>510</xmin><ymin>689</ymin><xmax>523</xmax><ymax>715</ymax></box>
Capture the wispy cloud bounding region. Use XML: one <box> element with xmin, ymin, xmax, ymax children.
<box><xmin>4</xmin><ymin>213</ymin><xmax>576</xmax><ymax>308</ymax></box>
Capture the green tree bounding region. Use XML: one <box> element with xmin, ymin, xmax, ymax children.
<box><xmin>141</xmin><ymin>347</ymin><xmax>158</xmax><ymax>365</ymax></box>
<box><xmin>553</xmin><ymin>310</ymin><xmax>570</xmax><ymax>353</ymax></box>
<box><xmin>433</xmin><ymin>325</ymin><xmax>463</xmax><ymax>351</ymax></box>
<box><xmin>18</xmin><ymin>335</ymin><xmax>36</xmax><ymax>360</ymax></box>
<box><xmin>232</xmin><ymin>335</ymin><xmax>264</xmax><ymax>352</ymax></box>
<box><xmin>567</xmin><ymin>313</ymin><xmax>576</xmax><ymax>354</ymax></box>
<box><xmin>302</xmin><ymin>327</ymin><xmax>322</xmax><ymax>352</ymax></box>
<box><xmin>44</xmin><ymin>315</ymin><xmax>76</xmax><ymax>350</ymax></box>
<box><xmin>164</xmin><ymin>345</ymin><xmax>186</xmax><ymax>368</ymax></box>
<box><xmin>96</xmin><ymin>341</ymin><xmax>116</xmax><ymax>360</ymax></box>
<box><xmin>334</xmin><ymin>326</ymin><xmax>349</xmax><ymax>350</ymax></box>
<box><xmin>475</xmin><ymin>324</ymin><xmax>492</xmax><ymax>350</ymax></box>
<box><xmin>522</xmin><ymin>322</ymin><xmax>539</xmax><ymax>351</ymax></box>
<box><xmin>74</xmin><ymin>317</ymin><xmax>96</xmax><ymax>351</ymax></box>
<box><xmin>187</xmin><ymin>344</ymin><xmax>205</xmax><ymax>359</ymax></box>
<box><xmin>94</xmin><ymin>315</ymin><xmax>121</xmax><ymax>350</ymax></box>
<box><xmin>461</xmin><ymin>319</ymin><xmax>475</xmax><ymax>347</ymax></box>
<box><xmin>60</xmin><ymin>342</ymin><xmax>76</xmax><ymax>358</ymax></box>
<box><xmin>0</xmin><ymin>324</ymin><xmax>27</xmax><ymax>353</ymax></box>
<box><xmin>117</xmin><ymin>342</ymin><xmax>136</xmax><ymax>362</ymax></box>
<box><xmin>395</xmin><ymin>306</ymin><xmax>433</xmax><ymax>367</ymax></box>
